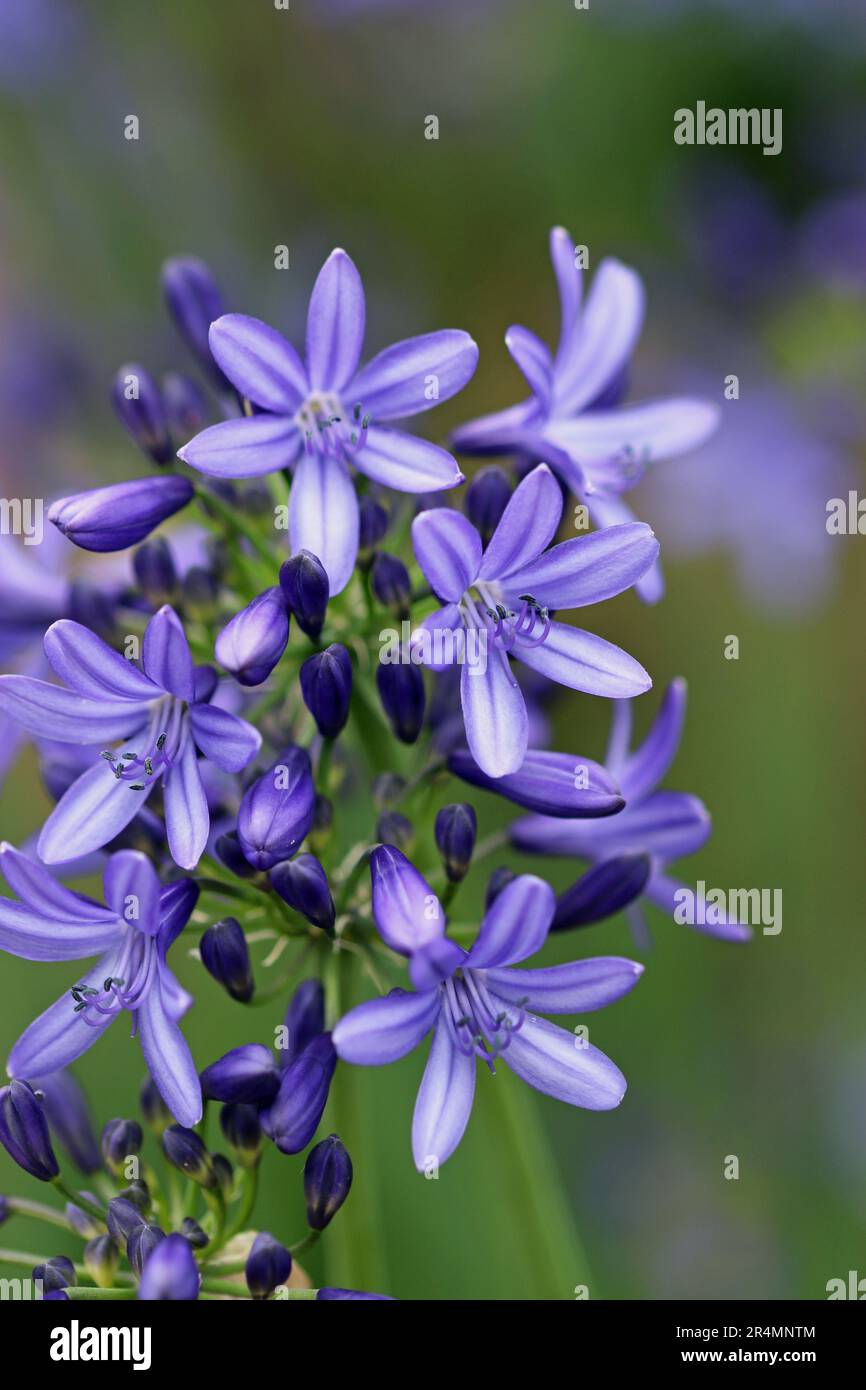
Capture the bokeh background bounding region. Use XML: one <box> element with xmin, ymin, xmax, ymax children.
<box><xmin>1</xmin><ymin>0</ymin><xmax>864</xmax><ymax>1300</ymax></box>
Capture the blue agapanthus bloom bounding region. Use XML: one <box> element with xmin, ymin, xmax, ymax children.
<box><xmin>0</xmin><ymin>844</ymin><xmax>202</xmax><ymax>1127</ymax></box>
<box><xmin>333</xmin><ymin>845</ymin><xmax>643</xmax><ymax>1170</ymax></box>
<box><xmin>0</xmin><ymin>605</ymin><xmax>261</xmax><ymax>869</ymax></box>
<box><xmin>451</xmin><ymin>227</ymin><xmax>719</xmax><ymax>602</ymax></box>
<box><xmin>411</xmin><ymin>462</ymin><xmax>658</xmax><ymax>776</ymax></box>
<box><xmin>178</xmin><ymin>247</ymin><xmax>478</xmax><ymax>594</ymax></box>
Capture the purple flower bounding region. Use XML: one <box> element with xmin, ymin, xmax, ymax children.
<box><xmin>178</xmin><ymin>248</ymin><xmax>477</xmax><ymax>593</ymax></box>
<box><xmin>452</xmin><ymin>227</ymin><xmax>719</xmax><ymax>603</ymax></box>
<box><xmin>0</xmin><ymin>1079</ymin><xmax>59</xmax><ymax>1181</ymax></box>
<box><xmin>0</xmin><ymin>845</ymin><xmax>203</xmax><ymax>1126</ymax></box>
<box><xmin>511</xmin><ymin>680</ymin><xmax>751</xmax><ymax>943</ymax></box>
<box><xmin>333</xmin><ymin>846</ymin><xmax>643</xmax><ymax>1169</ymax></box>
<box><xmin>411</xmin><ymin>463</ymin><xmax>657</xmax><ymax>776</ymax></box>
<box><xmin>47</xmin><ymin>475</ymin><xmax>194</xmax><ymax>553</ymax></box>
<box><xmin>30</xmin><ymin>1069</ymin><xmax>102</xmax><ymax>1174</ymax></box>
<box><xmin>138</xmin><ymin>1231</ymin><xmax>200</xmax><ymax>1300</ymax></box>
<box><xmin>0</xmin><ymin>605</ymin><xmax>261</xmax><ymax>868</ymax></box>
<box><xmin>261</xmin><ymin>1034</ymin><xmax>338</xmax><ymax>1154</ymax></box>
<box><xmin>236</xmin><ymin>747</ymin><xmax>316</xmax><ymax>871</ymax></box>
<box><xmin>214</xmin><ymin>586</ymin><xmax>290</xmax><ymax>686</ymax></box>
<box><xmin>448</xmin><ymin>746</ymin><xmax>624</xmax><ymax>819</ymax></box>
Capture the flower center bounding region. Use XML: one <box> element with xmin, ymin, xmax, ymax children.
<box><xmin>461</xmin><ymin>583</ymin><xmax>551</xmax><ymax>652</ymax></box>
<box><xmin>71</xmin><ymin>930</ymin><xmax>156</xmax><ymax>1028</ymax></box>
<box><xmin>98</xmin><ymin>696</ymin><xmax>184</xmax><ymax>793</ymax></box>
<box><xmin>293</xmin><ymin>391</ymin><xmax>370</xmax><ymax>460</ymax></box>
<box><xmin>442</xmin><ymin>969</ymin><xmax>527</xmax><ymax>1072</ymax></box>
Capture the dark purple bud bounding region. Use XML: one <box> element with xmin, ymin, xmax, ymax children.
<box><xmin>358</xmin><ymin>496</ymin><xmax>389</xmax><ymax>558</ymax></box>
<box><xmin>201</xmin><ymin>1044</ymin><xmax>281</xmax><ymax>1105</ymax></box>
<box><xmin>133</xmin><ymin>537</ymin><xmax>178</xmax><ymax>607</ymax></box>
<box><xmin>161</xmin><ymin>1125</ymin><xmax>218</xmax><ymax>1190</ymax></box>
<box><xmin>0</xmin><ymin>1081</ymin><xmax>59</xmax><ymax>1181</ymax></box>
<box><xmin>106</xmin><ymin>1196</ymin><xmax>147</xmax><ymax>1245</ymax></box>
<box><xmin>219</xmin><ymin>1102</ymin><xmax>263</xmax><ymax>1168</ymax></box>
<box><xmin>552</xmin><ymin>855</ymin><xmax>652</xmax><ymax>932</ymax></box>
<box><xmin>162</xmin><ymin>371</ymin><xmax>208</xmax><ymax>440</ymax></box>
<box><xmin>182</xmin><ymin>564</ymin><xmax>220</xmax><ymax>619</ymax></box>
<box><xmin>161</xmin><ymin>256</ymin><xmax>228</xmax><ymax>390</ymax></box>
<box><xmin>33</xmin><ymin>1256</ymin><xmax>75</xmax><ymax>1293</ymax></box>
<box><xmin>279</xmin><ymin>550</ymin><xmax>329</xmax><ymax>639</ymax></box>
<box><xmin>140</xmin><ymin>1075</ymin><xmax>172</xmax><ymax>1136</ymax></box>
<box><xmin>212</xmin><ymin>1153</ymin><xmax>234</xmax><ymax>1199</ymax></box>
<box><xmin>304</xmin><ymin>1134</ymin><xmax>353</xmax><ymax>1231</ymax></box>
<box><xmin>48</xmin><ymin>475</ymin><xmax>194</xmax><ymax>553</ymax></box>
<box><xmin>111</xmin><ymin>363</ymin><xmax>173</xmax><ymax>464</ymax></box>
<box><xmin>29</xmin><ymin>1070</ymin><xmax>101</xmax><ymax>1175</ymax></box>
<box><xmin>434</xmin><ymin>803</ymin><xmax>477</xmax><ymax>883</ymax></box>
<box><xmin>316</xmin><ymin>1287</ymin><xmax>393</xmax><ymax>1300</ymax></box>
<box><xmin>376</xmin><ymin>662</ymin><xmax>425</xmax><ymax>744</ymax></box>
<box><xmin>127</xmin><ymin>1223</ymin><xmax>166</xmax><ymax>1277</ymax></box>
<box><xmin>138</xmin><ymin>1231</ymin><xmax>201</xmax><ymax>1300</ymax></box>
<box><xmin>485</xmin><ymin>865</ymin><xmax>516</xmax><ymax>910</ymax></box>
<box><xmin>261</xmin><ymin>1035</ymin><xmax>337</xmax><ymax>1155</ymax></box>
<box><xmin>101</xmin><ymin>1118</ymin><xmax>143</xmax><ymax>1178</ymax></box>
<box><xmin>65</xmin><ymin>1195</ymin><xmax>102</xmax><ymax>1239</ymax></box>
<box><xmin>465</xmin><ymin>466</ymin><xmax>512</xmax><ymax>544</ymax></box>
<box><xmin>371</xmin><ymin>772</ymin><xmax>406</xmax><ymax>808</ymax></box>
<box><xmin>84</xmin><ymin>1235</ymin><xmax>119</xmax><ymax>1288</ymax></box>
<box><xmin>214</xmin><ymin>830</ymin><xmax>260</xmax><ymax>880</ymax></box>
<box><xmin>270</xmin><ymin>853</ymin><xmax>335</xmax><ymax>934</ymax></box>
<box><xmin>181</xmin><ymin>1217</ymin><xmax>209</xmax><ymax>1250</ymax></box>
<box><xmin>245</xmin><ymin>1231</ymin><xmax>291</xmax><ymax>1299</ymax></box>
<box><xmin>300</xmin><ymin>644</ymin><xmax>352</xmax><ymax>739</ymax></box>
<box><xmin>215</xmin><ymin>587</ymin><xmax>290</xmax><ymax>687</ymax></box>
<box><xmin>237</xmin><ymin>747</ymin><xmax>315</xmax><ymax>870</ymax></box>
<box><xmin>370</xmin><ymin>552</ymin><xmax>411</xmax><ymax>617</ymax></box>
<box><xmin>200</xmin><ymin>917</ymin><xmax>254</xmax><ymax>1003</ymax></box>
<box><xmin>280</xmin><ymin>979</ymin><xmax>325</xmax><ymax>1069</ymax></box>
<box><xmin>375</xmin><ymin>810</ymin><xmax>414</xmax><ymax>853</ymax></box>
<box><xmin>117</xmin><ymin>1179</ymin><xmax>150</xmax><ymax>1215</ymax></box>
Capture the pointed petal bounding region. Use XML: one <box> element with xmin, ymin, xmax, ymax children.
<box><xmin>548</xmin><ymin>396</ymin><xmax>720</xmax><ymax>464</ymax></box>
<box><xmin>142</xmin><ymin>606</ymin><xmax>195</xmax><ymax>700</ymax></box>
<box><xmin>466</xmin><ymin>874</ymin><xmax>555</xmax><ymax>968</ymax></box>
<box><xmin>38</xmin><ymin>762</ymin><xmax>157</xmax><ymax>864</ymax></box>
<box><xmin>332</xmin><ymin>988</ymin><xmax>440</xmax><ymax>1064</ymax></box>
<box><xmin>306</xmin><ymin>248</ymin><xmax>365</xmax><ymax>393</ymax></box>
<box><xmin>619</xmin><ymin>678</ymin><xmax>687</xmax><ymax>802</ymax></box>
<box><xmin>349</xmin><ymin>330</ymin><xmax>478</xmax><ymax>420</ymax></box>
<box><xmin>370</xmin><ymin>845</ymin><xmax>444</xmax><ymax>955</ymax></box>
<box><xmin>157</xmin><ymin>879</ymin><xmax>200</xmax><ymax>953</ymax></box>
<box><xmin>503</xmin><ymin>1011</ymin><xmax>626</xmax><ymax>1109</ymax></box>
<box><xmin>450</xmin><ymin>398</ymin><xmax>540</xmax><ymax>455</ymax></box>
<box><xmin>553</xmin><ymin>258</ymin><xmax>644</xmax><ymax>416</ymax></box>
<box><xmin>289</xmin><ymin>452</ymin><xmax>358</xmax><ymax>597</ymax></box>
<box><xmin>448</xmin><ymin>747</ymin><xmax>623</xmax><ymax>819</ymax></box>
<box><xmin>488</xmin><ymin>957</ymin><xmax>644</xmax><ymax>1014</ymax></box>
<box><xmin>460</xmin><ymin>650</ymin><xmax>528</xmax><ymax>777</ymax></box>
<box><xmin>0</xmin><ymin>896</ymin><xmax>123</xmax><ymax>961</ymax></box>
<box><xmin>646</xmin><ymin>871</ymin><xmax>753</xmax><ymax>943</ymax></box>
<box><xmin>478</xmin><ymin>464</ymin><xmax>562</xmax><ymax>582</ymax></box>
<box><xmin>410</xmin><ymin>603</ymin><xmax>465</xmax><ymax>669</ymax></box>
<box><xmin>208</xmin><ymin>313</ymin><xmax>307</xmax><ymax>413</ymax></box>
<box><xmin>355</xmin><ymin>427</ymin><xmax>464</xmax><ymax>493</ymax></box>
<box><xmin>178</xmin><ymin>414</ymin><xmax>301</xmax><ymax>478</ymax></box>
<box><xmin>411</xmin><ymin>1014</ymin><xmax>475</xmax><ymax>1171</ymax></box>
<box><xmin>189</xmin><ymin>703</ymin><xmax>261</xmax><ymax>773</ymax></box>
<box><xmin>510</xmin><ymin>790</ymin><xmax>711</xmax><ymax>861</ymax></box>
<box><xmin>163</xmin><ymin>733</ymin><xmax>209</xmax><ymax>870</ymax></box>
<box><xmin>505</xmin><ymin>325</ymin><xmax>553</xmax><ymax>409</ymax></box>
<box><xmin>515</xmin><ymin>620</ymin><xmax>652</xmax><ymax>699</ymax></box>
<box><xmin>552</xmin><ymin>854</ymin><xmax>652</xmax><ymax>931</ymax></box>
<box><xmin>137</xmin><ymin>968</ymin><xmax>203</xmax><ymax>1127</ymax></box>
<box><xmin>0</xmin><ymin>843</ymin><xmax>115</xmax><ymax>922</ymax></box>
<box><xmin>584</xmin><ymin>492</ymin><xmax>664</xmax><ymax>605</ymax></box>
<box><xmin>0</xmin><ymin>676</ymin><xmax>150</xmax><ymax>745</ymax></box>
<box><xmin>411</xmin><ymin>508</ymin><xmax>481</xmax><ymax>601</ymax></box>
<box><xmin>44</xmin><ymin>621</ymin><xmax>161</xmax><ymax>701</ymax></box>
<box><xmin>550</xmin><ymin>225</ymin><xmax>583</xmax><ymax>363</ymax></box>
<box><xmin>503</xmin><ymin>523</ymin><xmax>658</xmax><ymax>610</ymax></box>
<box><xmin>8</xmin><ymin>956</ymin><xmax>120</xmax><ymax>1077</ymax></box>
<box><xmin>103</xmin><ymin>850</ymin><xmax>161</xmax><ymax>936</ymax></box>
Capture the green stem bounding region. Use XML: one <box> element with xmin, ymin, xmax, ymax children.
<box><xmin>289</xmin><ymin>1229</ymin><xmax>321</xmax><ymax>1257</ymax></box>
<box><xmin>65</xmin><ymin>1286</ymin><xmax>137</xmax><ymax>1301</ymax></box>
<box><xmin>4</xmin><ymin>1197</ymin><xmax>73</xmax><ymax>1232</ymax></box>
<box><xmin>51</xmin><ymin>1178</ymin><xmax>105</xmax><ymax>1223</ymax></box>
<box><xmin>196</xmin><ymin>484</ymin><xmax>275</xmax><ymax>571</ymax></box>
<box><xmin>207</xmin><ymin>1163</ymin><xmax>259</xmax><ymax>1258</ymax></box>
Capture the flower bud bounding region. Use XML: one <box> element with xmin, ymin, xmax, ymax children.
<box><xmin>279</xmin><ymin>550</ymin><xmax>329</xmax><ymax>639</ymax></box>
<box><xmin>84</xmin><ymin>1235</ymin><xmax>119</xmax><ymax>1289</ymax></box>
<box><xmin>106</xmin><ymin>1196</ymin><xmax>147</xmax><ymax>1246</ymax></box>
<box><xmin>127</xmin><ymin>1224</ymin><xmax>166</xmax><ymax>1277</ymax></box>
<box><xmin>200</xmin><ymin>917</ymin><xmax>254</xmax><ymax>1003</ymax></box>
<box><xmin>371</xmin><ymin>772</ymin><xmax>405</xmax><ymax>808</ymax></box>
<box><xmin>161</xmin><ymin>256</ymin><xmax>228</xmax><ymax>390</ymax></box>
<box><xmin>212</xmin><ymin>1153</ymin><xmax>234</xmax><ymax>1199</ymax></box>
<box><xmin>161</xmin><ymin>1125</ymin><xmax>218</xmax><ymax>1190</ymax></box>
<box><xmin>376</xmin><ymin>662</ymin><xmax>425</xmax><ymax>744</ymax></box>
<box><xmin>316</xmin><ymin>1287</ymin><xmax>393</xmax><ymax>1300</ymax></box>
<box><xmin>0</xmin><ymin>1081</ymin><xmax>59</xmax><ymax>1181</ymax></box>
<box><xmin>485</xmin><ymin>865</ymin><xmax>516</xmax><ymax>910</ymax></box>
<box><xmin>434</xmin><ymin>803</ymin><xmax>477</xmax><ymax>883</ymax></box>
<box><xmin>358</xmin><ymin>496</ymin><xmax>389</xmax><ymax>560</ymax></box>
<box><xmin>280</xmin><ymin>979</ymin><xmax>325</xmax><ymax>1070</ymax></box>
<box><xmin>140</xmin><ymin>1075</ymin><xmax>172</xmax><ymax>1136</ymax></box>
<box><xmin>215</xmin><ymin>587</ymin><xmax>290</xmax><ymax>687</ymax></box>
<box><xmin>300</xmin><ymin>644</ymin><xmax>352</xmax><ymax>739</ymax></box>
<box><xmin>117</xmin><ymin>1179</ymin><xmax>150</xmax><ymax>1215</ymax></box>
<box><xmin>270</xmin><ymin>854</ymin><xmax>335</xmax><ymax>934</ymax></box>
<box><xmin>48</xmin><ymin>475</ymin><xmax>194</xmax><ymax>554</ymax></box>
<box><xmin>181</xmin><ymin>1217</ymin><xmax>209</xmax><ymax>1250</ymax></box>
<box><xmin>111</xmin><ymin>363</ymin><xmax>173</xmax><ymax>463</ymax></box>
<box><xmin>101</xmin><ymin>1118</ymin><xmax>143</xmax><ymax>1179</ymax></box>
<box><xmin>370</xmin><ymin>552</ymin><xmax>411</xmax><ymax>617</ymax></box>
<box><xmin>375</xmin><ymin>810</ymin><xmax>414</xmax><ymax>853</ymax></box>
<box><xmin>304</xmin><ymin>1134</ymin><xmax>353</xmax><ymax>1231</ymax></box>
<box><xmin>133</xmin><ymin>537</ymin><xmax>178</xmax><ymax>607</ymax></box>
<box><xmin>219</xmin><ymin>1102</ymin><xmax>263</xmax><ymax>1168</ymax></box>
<box><xmin>65</xmin><ymin>1195</ymin><xmax>103</xmax><ymax>1239</ymax></box>
<box><xmin>33</xmin><ymin>1256</ymin><xmax>75</xmax><ymax>1293</ymax></box>
<box><xmin>200</xmin><ymin>1044</ymin><xmax>281</xmax><ymax>1105</ymax></box>
<box><xmin>261</xmin><ymin>1035</ymin><xmax>337</xmax><ymax>1155</ymax></box>
<box><xmin>465</xmin><ymin>465</ymin><xmax>512</xmax><ymax>544</ymax></box>
<box><xmin>214</xmin><ymin>830</ymin><xmax>260</xmax><ymax>880</ymax></box>
<box><xmin>245</xmin><ymin>1231</ymin><xmax>291</xmax><ymax>1300</ymax></box>
<box><xmin>30</xmin><ymin>1070</ymin><xmax>101</xmax><ymax>1175</ymax></box>
<box><xmin>237</xmin><ymin>747</ymin><xmax>316</xmax><ymax>871</ymax></box>
<box><xmin>552</xmin><ymin>854</ymin><xmax>651</xmax><ymax>932</ymax></box>
<box><xmin>162</xmin><ymin>371</ymin><xmax>208</xmax><ymax>439</ymax></box>
<box><xmin>138</xmin><ymin>1231</ymin><xmax>201</xmax><ymax>1300</ymax></box>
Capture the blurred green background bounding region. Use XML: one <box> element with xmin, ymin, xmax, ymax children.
<box><xmin>1</xmin><ymin>0</ymin><xmax>864</xmax><ymax>1299</ymax></box>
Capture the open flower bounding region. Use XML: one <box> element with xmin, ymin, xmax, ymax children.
<box><xmin>178</xmin><ymin>248</ymin><xmax>478</xmax><ymax>594</ymax></box>
<box><xmin>332</xmin><ymin>846</ymin><xmax>643</xmax><ymax>1170</ymax></box>
<box><xmin>411</xmin><ymin>463</ymin><xmax>658</xmax><ymax>776</ymax></box>
<box><xmin>0</xmin><ymin>845</ymin><xmax>202</xmax><ymax>1127</ymax></box>
<box><xmin>452</xmin><ymin>227</ymin><xmax>719</xmax><ymax>602</ymax></box>
<box><xmin>0</xmin><ymin>605</ymin><xmax>261</xmax><ymax>869</ymax></box>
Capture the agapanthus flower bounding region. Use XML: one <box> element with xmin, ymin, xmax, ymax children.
<box><xmin>510</xmin><ymin>680</ymin><xmax>751</xmax><ymax>943</ymax></box>
<box><xmin>0</xmin><ymin>605</ymin><xmax>261</xmax><ymax>868</ymax></box>
<box><xmin>333</xmin><ymin>846</ymin><xmax>643</xmax><ymax>1169</ymax></box>
<box><xmin>0</xmin><ymin>845</ymin><xmax>203</xmax><ymax>1125</ymax></box>
<box><xmin>178</xmin><ymin>247</ymin><xmax>478</xmax><ymax>593</ymax></box>
<box><xmin>411</xmin><ymin>462</ymin><xmax>658</xmax><ymax>776</ymax></box>
<box><xmin>451</xmin><ymin>227</ymin><xmax>719</xmax><ymax>602</ymax></box>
